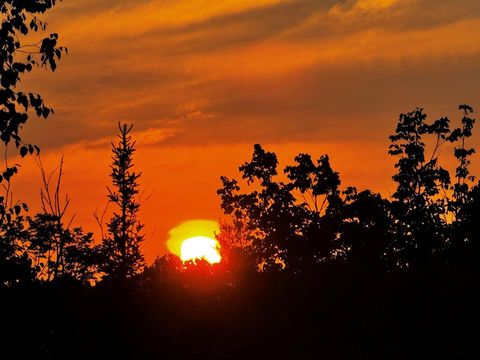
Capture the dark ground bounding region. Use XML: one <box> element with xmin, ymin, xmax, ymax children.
<box><xmin>1</xmin><ymin>262</ymin><xmax>478</xmax><ymax>359</ymax></box>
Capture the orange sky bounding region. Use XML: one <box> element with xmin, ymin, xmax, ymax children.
<box><xmin>9</xmin><ymin>0</ymin><xmax>480</xmax><ymax>262</ymax></box>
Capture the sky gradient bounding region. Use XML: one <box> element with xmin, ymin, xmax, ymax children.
<box><xmin>12</xmin><ymin>0</ymin><xmax>480</xmax><ymax>262</ymax></box>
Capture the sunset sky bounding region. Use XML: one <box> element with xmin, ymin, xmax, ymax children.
<box><xmin>13</xmin><ymin>0</ymin><xmax>480</xmax><ymax>262</ymax></box>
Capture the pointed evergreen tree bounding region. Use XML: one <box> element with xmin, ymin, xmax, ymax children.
<box><xmin>99</xmin><ymin>123</ymin><xmax>145</xmax><ymax>280</ymax></box>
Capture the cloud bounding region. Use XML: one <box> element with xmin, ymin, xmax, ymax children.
<box><xmin>20</xmin><ymin>0</ymin><xmax>480</xmax><ymax>152</ymax></box>
<box><xmin>291</xmin><ymin>0</ymin><xmax>480</xmax><ymax>38</ymax></box>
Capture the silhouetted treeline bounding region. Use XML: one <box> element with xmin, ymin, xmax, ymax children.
<box><xmin>2</xmin><ymin>104</ymin><xmax>478</xmax><ymax>359</ymax></box>
<box><xmin>217</xmin><ymin>105</ymin><xmax>479</xmax><ymax>274</ymax></box>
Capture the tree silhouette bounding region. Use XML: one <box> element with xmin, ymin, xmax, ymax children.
<box><xmin>388</xmin><ymin>106</ymin><xmax>476</xmax><ymax>268</ymax></box>
<box><xmin>284</xmin><ymin>152</ymin><xmax>343</xmax><ymax>266</ymax></box>
<box><xmin>0</xmin><ymin>0</ymin><xmax>65</xmax><ymax>150</ymax></box>
<box><xmin>338</xmin><ymin>188</ymin><xmax>394</xmax><ymax>270</ymax></box>
<box><xmin>388</xmin><ymin>108</ymin><xmax>451</xmax><ymax>267</ymax></box>
<box><xmin>218</xmin><ymin>105</ymin><xmax>477</xmax><ymax>273</ymax></box>
<box><xmin>218</xmin><ymin>145</ymin><xmax>296</xmax><ymax>271</ymax></box>
<box><xmin>26</xmin><ymin>158</ymin><xmax>98</xmax><ymax>283</ymax></box>
<box><xmin>0</xmin><ymin>0</ymin><xmax>65</xmax><ymax>286</ymax></box>
<box><xmin>456</xmin><ymin>184</ymin><xmax>480</xmax><ymax>261</ymax></box>
<box><xmin>449</xmin><ymin>105</ymin><xmax>476</xmax><ymax>218</ymax></box>
<box><xmin>27</xmin><ymin>213</ymin><xmax>97</xmax><ymax>283</ymax></box>
<box><xmin>216</xmin><ymin>219</ymin><xmax>257</xmax><ymax>275</ymax></box>
<box><xmin>0</xmin><ymin>204</ymin><xmax>33</xmax><ymax>286</ymax></box>
<box><xmin>218</xmin><ymin>144</ymin><xmax>343</xmax><ymax>272</ymax></box>
<box><xmin>98</xmin><ymin>123</ymin><xmax>145</xmax><ymax>281</ymax></box>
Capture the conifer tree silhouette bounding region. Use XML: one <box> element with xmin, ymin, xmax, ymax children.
<box><xmin>99</xmin><ymin>123</ymin><xmax>145</xmax><ymax>281</ymax></box>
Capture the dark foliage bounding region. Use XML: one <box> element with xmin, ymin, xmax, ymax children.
<box><xmin>218</xmin><ymin>146</ymin><xmax>343</xmax><ymax>272</ymax></box>
<box><xmin>1</xmin><ymin>0</ymin><xmax>65</xmax><ymax>286</ymax></box>
<box><xmin>27</xmin><ymin>213</ymin><xmax>98</xmax><ymax>283</ymax></box>
<box><xmin>218</xmin><ymin>105</ymin><xmax>478</xmax><ymax>273</ymax></box>
<box><xmin>0</xmin><ymin>0</ymin><xmax>65</xmax><ymax>151</ymax></box>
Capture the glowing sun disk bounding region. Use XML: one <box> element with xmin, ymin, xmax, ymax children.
<box><xmin>180</xmin><ymin>236</ymin><xmax>221</xmax><ymax>264</ymax></box>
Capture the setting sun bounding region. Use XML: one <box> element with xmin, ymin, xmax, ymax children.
<box><xmin>180</xmin><ymin>236</ymin><xmax>221</xmax><ymax>264</ymax></box>
<box><xmin>167</xmin><ymin>219</ymin><xmax>220</xmax><ymax>258</ymax></box>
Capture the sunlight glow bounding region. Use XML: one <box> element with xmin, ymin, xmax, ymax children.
<box><xmin>180</xmin><ymin>236</ymin><xmax>221</xmax><ymax>264</ymax></box>
<box><xmin>167</xmin><ymin>220</ymin><xmax>219</xmax><ymax>256</ymax></box>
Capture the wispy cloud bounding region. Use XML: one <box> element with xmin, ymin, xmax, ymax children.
<box><xmin>22</xmin><ymin>0</ymin><xmax>478</xmax><ymax>151</ymax></box>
